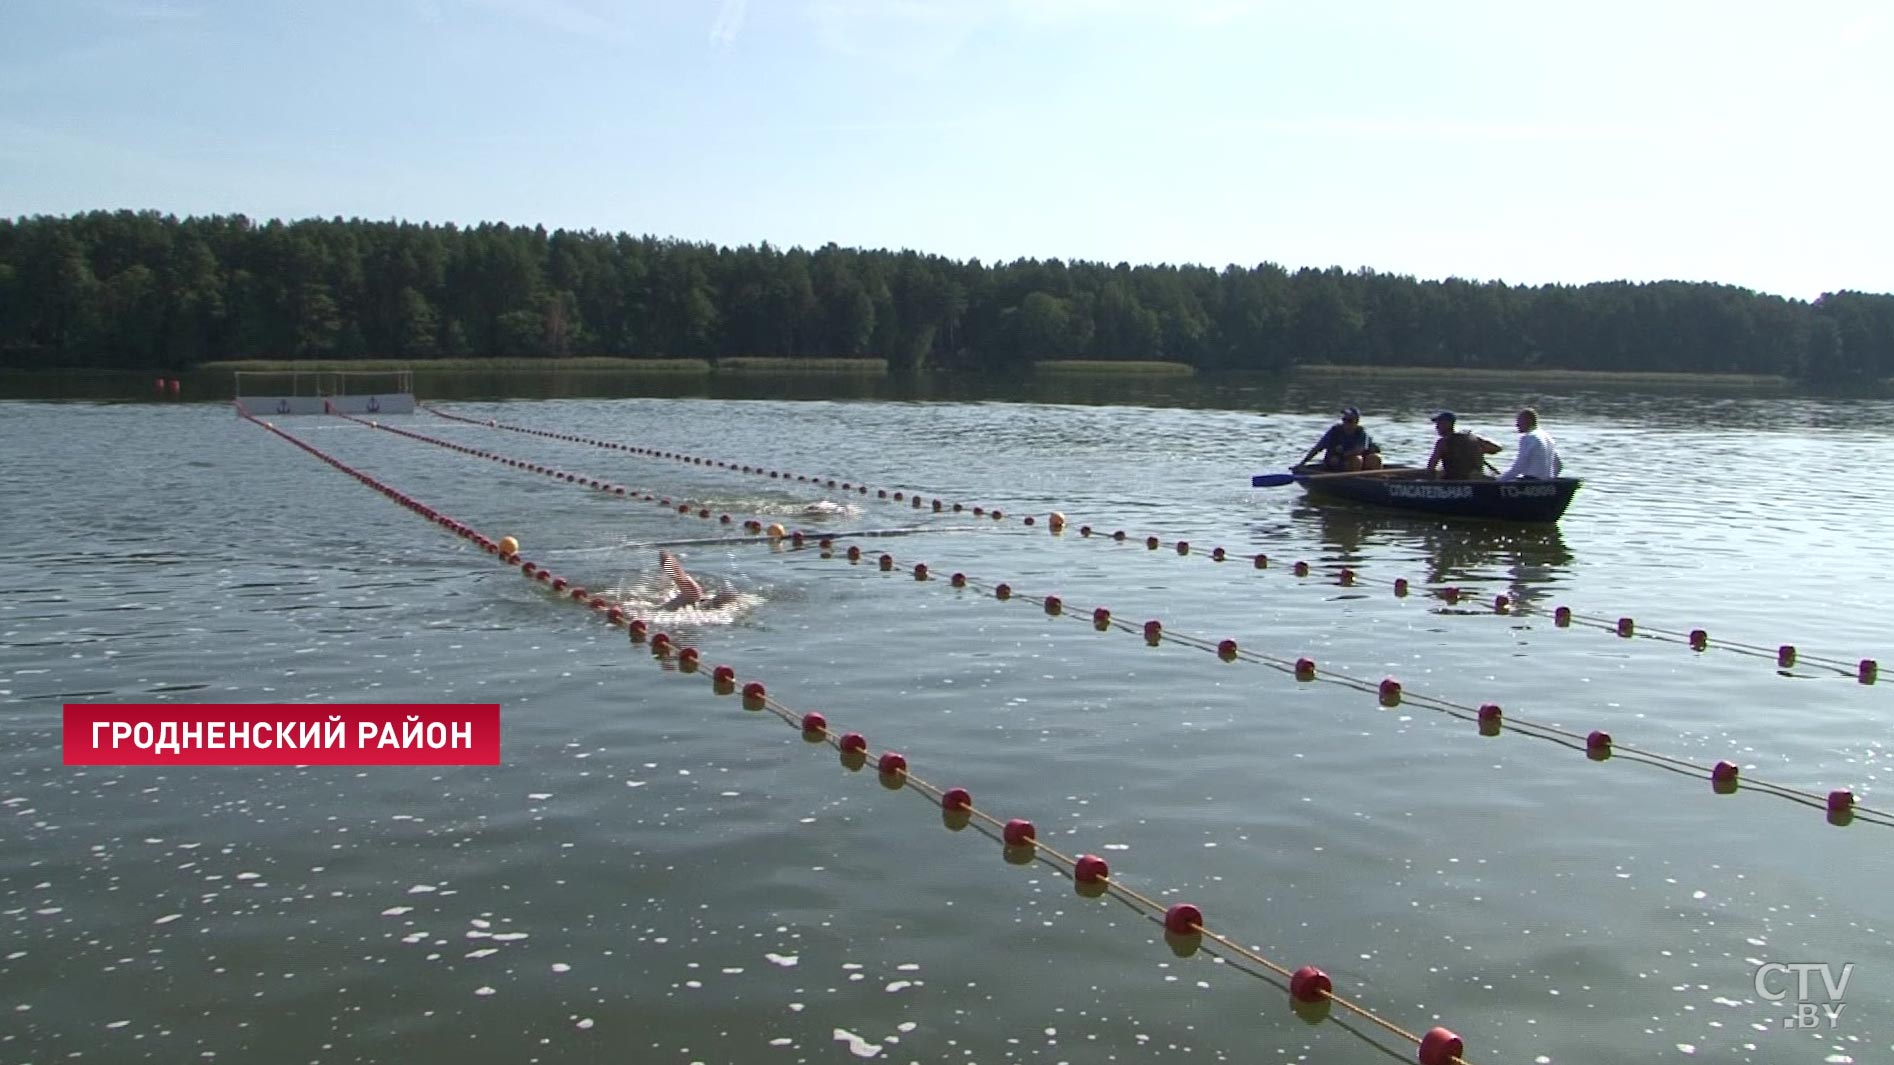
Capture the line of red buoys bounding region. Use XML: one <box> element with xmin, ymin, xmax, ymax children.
<box><xmin>242</xmin><ymin>406</ymin><xmax>1477</xmax><ymax>1065</ymax></box>
<box><xmin>331</xmin><ymin>410</ymin><xmax>827</xmax><ymax>542</ymax></box>
<box><xmin>807</xmin><ymin>542</ymin><xmax>1883</xmax><ymax>829</ymax></box>
<box><xmin>421</xmin><ymin>405</ymin><xmax>1880</xmax><ymax>684</ymax></box>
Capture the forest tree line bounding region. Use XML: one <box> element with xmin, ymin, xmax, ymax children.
<box><xmin>2</xmin><ymin>210</ymin><xmax>1891</xmax><ymax>382</ymax></box>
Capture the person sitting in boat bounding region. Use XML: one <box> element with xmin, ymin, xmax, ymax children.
<box><xmin>657</xmin><ymin>550</ymin><xmax>738</xmax><ymax>610</ymax></box>
<box><xmin>1496</xmin><ymin>407</ymin><xmax>1562</xmax><ymax>480</ymax></box>
<box><xmin>1297</xmin><ymin>407</ymin><xmax>1383</xmax><ymax>472</ymax></box>
<box><xmin>1424</xmin><ymin>411</ymin><xmax>1502</xmax><ymax>480</ymax></box>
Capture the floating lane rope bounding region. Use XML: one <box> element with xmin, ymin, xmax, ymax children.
<box><xmin>241</xmin><ymin>406</ymin><xmax>1479</xmax><ymax>1065</ymax></box>
<box><xmin>805</xmin><ymin>543</ymin><xmax>1886</xmax><ymax>830</ymax></box>
<box><xmin>421</xmin><ymin>405</ymin><xmax>1881</xmax><ymax>685</ymax></box>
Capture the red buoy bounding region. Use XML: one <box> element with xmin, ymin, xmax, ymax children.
<box><xmin>1163</xmin><ymin>903</ymin><xmax>1202</xmax><ymax>935</ymax></box>
<box><xmin>1555</xmin><ymin>605</ymin><xmax>1572</xmax><ymax>627</ymax></box>
<box><xmin>1212</xmin><ymin>547</ymin><xmax>1226</xmax><ymax>561</ymax></box>
<box><xmin>1617</xmin><ymin>617</ymin><xmax>1634</xmax><ymax>637</ymax></box>
<box><xmin>1143</xmin><ymin>619</ymin><xmax>1162</xmax><ymax>644</ymax></box>
<box><xmin>1478</xmin><ymin>704</ymin><xmax>1502</xmax><ymax>725</ymax></box>
<box><xmin>742</xmin><ymin>680</ymin><xmax>766</xmax><ymax>702</ymax></box>
<box><xmin>1587</xmin><ymin>730</ymin><xmax>1612</xmax><ymax>752</ymax></box>
<box><xmin>995</xmin><ymin>583</ymin><xmax>1012</xmax><ymax>601</ymax></box>
<box><xmin>1253</xmin><ymin>553</ymin><xmax>1268</xmax><ymax>569</ymax></box>
<box><xmin>1417</xmin><ymin>1027</ymin><xmax>1464</xmax><ymax>1065</ymax></box>
<box><xmin>1379</xmin><ymin>678</ymin><xmax>1402</xmax><ymax>705</ymax></box>
<box><xmin>878</xmin><ymin>553</ymin><xmax>893</xmax><ymax>571</ymax></box>
<box><xmin>838</xmin><ymin>732</ymin><xmax>868</xmax><ymax>754</ymax></box>
<box><xmin>800</xmin><ymin>711</ymin><xmax>826</xmax><ymax>734</ymax></box>
<box><xmin>629</xmin><ymin>619</ymin><xmax>648</xmax><ymax>643</ymax></box>
<box><xmin>847</xmin><ymin>545</ymin><xmax>862</xmax><ymax>562</ymax></box>
<box><xmin>1690</xmin><ymin>629</ymin><xmax>1708</xmax><ymax>650</ymax></box>
<box><xmin>677</xmin><ymin>646</ymin><xmax>700</xmax><ymax>670</ymax></box>
<box><xmin>1002</xmin><ymin>818</ymin><xmax>1036</xmax><ymax>847</ymax></box>
<box><xmin>951</xmin><ymin>572</ymin><xmax>966</xmax><ymax>588</ymax></box>
<box><xmin>1339</xmin><ymin>567</ymin><xmax>1355</xmax><ymax>586</ymax></box>
<box><xmin>1294</xmin><ymin>561</ymin><xmax>1309</xmax><ymax>577</ymax></box>
<box><xmin>913</xmin><ymin>563</ymin><xmax>928</xmax><ymax>580</ymax></box>
<box><xmin>1778</xmin><ymin>645</ymin><xmax>1797</xmax><ymax>668</ymax></box>
<box><xmin>1093</xmin><ymin>607</ymin><xmax>1111</xmax><ymax>630</ymax></box>
<box><xmin>1175</xmin><ymin>540</ymin><xmax>1190</xmax><ymax>555</ymax></box>
<box><xmin>1862</xmin><ymin>659</ymin><xmax>1879</xmax><ymax>684</ymax></box>
<box><xmin>1295</xmin><ymin>657</ymin><xmax>1316</xmax><ymax>680</ymax></box>
<box><xmin>1044</xmin><ymin>596</ymin><xmax>1062</xmax><ymax>616</ymax></box>
<box><xmin>712</xmin><ymin>665</ymin><xmax>736</xmax><ymax>685</ymax></box>
<box><xmin>1074</xmin><ymin>854</ymin><xmax>1109</xmax><ymax>884</ymax></box>
<box><xmin>1112</xmin><ymin>530</ymin><xmax>1126</xmax><ymax>541</ymax></box>
<box><xmin>1217</xmin><ymin>639</ymin><xmax>1237</xmax><ymax>661</ymax></box>
<box><xmin>1145</xmin><ymin>536</ymin><xmax>1160</xmax><ymax>550</ymax></box>
<box><xmin>1828</xmin><ymin>789</ymin><xmax>1854</xmax><ymax>814</ymax></box>
<box><xmin>650</xmin><ymin>632</ymin><xmax>673</xmax><ymax>655</ymax></box>
<box><xmin>877</xmin><ymin>752</ymin><xmax>907</xmax><ymax>776</ymax></box>
<box><xmin>1394</xmin><ymin>577</ymin><xmax>1409</xmax><ymax>597</ymax></box>
<box><xmin>1493</xmin><ymin>594</ymin><xmax>1509</xmax><ymax>614</ymax></box>
<box><xmin>941</xmin><ymin>787</ymin><xmax>972</xmax><ymax>811</ymax></box>
<box><xmin>1289</xmin><ymin>965</ymin><xmax>1332</xmax><ymax>1003</ymax></box>
<box><xmin>1712</xmin><ymin>760</ymin><xmax>1738</xmax><ymax>783</ymax></box>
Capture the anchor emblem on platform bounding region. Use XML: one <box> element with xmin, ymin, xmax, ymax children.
<box><xmin>276</xmin><ymin>399</ymin><xmax>291</xmax><ymax>414</ymax></box>
<box><xmin>366</xmin><ymin>396</ymin><xmax>381</xmax><ymax>413</ymax></box>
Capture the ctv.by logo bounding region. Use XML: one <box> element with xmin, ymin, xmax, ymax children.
<box><xmin>1754</xmin><ymin>962</ymin><xmax>1853</xmax><ymax>1028</ymax></box>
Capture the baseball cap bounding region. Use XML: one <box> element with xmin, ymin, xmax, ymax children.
<box><xmin>1430</xmin><ymin>410</ymin><xmax>1457</xmax><ymax>424</ymax></box>
<box><xmin>1340</xmin><ymin>406</ymin><xmax>1360</xmax><ymax>420</ymax></box>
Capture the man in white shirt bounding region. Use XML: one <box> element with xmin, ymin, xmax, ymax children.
<box><xmin>1497</xmin><ymin>407</ymin><xmax>1562</xmax><ymax>480</ymax></box>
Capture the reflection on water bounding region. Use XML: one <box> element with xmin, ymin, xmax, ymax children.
<box><xmin>1292</xmin><ymin>500</ymin><xmax>1575</xmax><ymax>607</ymax></box>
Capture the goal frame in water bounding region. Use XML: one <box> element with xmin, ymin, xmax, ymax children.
<box><xmin>232</xmin><ymin>368</ymin><xmax>416</xmax><ymax>416</ymax></box>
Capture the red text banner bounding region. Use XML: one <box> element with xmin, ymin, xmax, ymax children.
<box><xmin>62</xmin><ymin>703</ymin><xmax>501</xmax><ymax>765</ymax></box>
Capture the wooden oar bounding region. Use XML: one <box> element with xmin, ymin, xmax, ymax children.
<box><xmin>1252</xmin><ymin>467</ymin><xmax>1411</xmax><ymax>488</ymax></box>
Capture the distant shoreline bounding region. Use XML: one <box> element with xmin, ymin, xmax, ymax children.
<box><xmin>1032</xmin><ymin>360</ymin><xmax>1195</xmax><ymax>375</ymax></box>
<box><xmin>195</xmin><ymin>356</ymin><xmax>890</xmax><ymax>375</ymax></box>
<box><xmin>1291</xmin><ymin>364</ymin><xmax>1792</xmax><ymax>387</ymax></box>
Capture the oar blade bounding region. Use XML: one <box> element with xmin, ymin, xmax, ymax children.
<box><xmin>1251</xmin><ymin>472</ymin><xmax>1298</xmax><ymax>488</ymax></box>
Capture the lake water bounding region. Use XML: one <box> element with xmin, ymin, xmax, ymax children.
<box><xmin>2</xmin><ymin>380</ymin><xmax>1890</xmax><ymax>1065</ymax></box>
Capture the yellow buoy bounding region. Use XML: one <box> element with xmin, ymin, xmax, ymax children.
<box><xmin>1048</xmin><ymin>511</ymin><xmax>1067</xmax><ymax>532</ymax></box>
<box><xmin>498</xmin><ymin>535</ymin><xmax>520</xmax><ymax>556</ymax></box>
<box><xmin>767</xmin><ymin>523</ymin><xmax>786</xmax><ymax>539</ymax></box>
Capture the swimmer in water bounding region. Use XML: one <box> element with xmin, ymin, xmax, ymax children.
<box><xmin>657</xmin><ymin>550</ymin><xmax>738</xmax><ymax>610</ymax></box>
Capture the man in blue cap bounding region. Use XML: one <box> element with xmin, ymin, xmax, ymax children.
<box><xmin>1424</xmin><ymin>410</ymin><xmax>1502</xmax><ymax>480</ymax></box>
<box><xmin>1297</xmin><ymin>406</ymin><xmax>1383</xmax><ymax>472</ymax></box>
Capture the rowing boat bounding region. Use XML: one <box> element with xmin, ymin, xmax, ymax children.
<box><xmin>1254</xmin><ymin>464</ymin><xmax>1582</xmax><ymax>524</ymax></box>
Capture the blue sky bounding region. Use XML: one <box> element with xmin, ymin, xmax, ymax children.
<box><xmin>3</xmin><ymin>0</ymin><xmax>1889</xmax><ymax>300</ymax></box>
